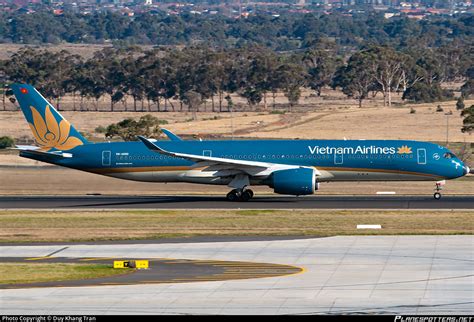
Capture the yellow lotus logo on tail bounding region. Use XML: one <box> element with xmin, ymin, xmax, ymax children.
<box><xmin>28</xmin><ymin>105</ymin><xmax>84</xmax><ymax>151</ymax></box>
<box><xmin>397</xmin><ymin>145</ymin><xmax>412</xmax><ymax>154</ymax></box>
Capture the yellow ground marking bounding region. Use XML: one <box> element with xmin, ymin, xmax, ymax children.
<box><xmin>25</xmin><ymin>257</ymin><xmax>55</xmax><ymax>261</ymax></box>
<box><xmin>79</xmin><ymin>257</ymin><xmax>117</xmax><ymax>261</ymax></box>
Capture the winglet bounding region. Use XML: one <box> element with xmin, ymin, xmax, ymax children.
<box><xmin>161</xmin><ymin>128</ymin><xmax>183</xmax><ymax>141</ymax></box>
<box><xmin>137</xmin><ymin>135</ymin><xmax>169</xmax><ymax>154</ymax></box>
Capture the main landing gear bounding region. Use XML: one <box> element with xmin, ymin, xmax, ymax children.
<box><xmin>226</xmin><ymin>174</ymin><xmax>253</xmax><ymax>202</ymax></box>
<box><xmin>226</xmin><ymin>188</ymin><xmax>254</xmax><ymax>202</ymax></box>
<box><xmin>433</xmin><ymin>180</ymin><xmax>445</xmax><ymax>200</ymax></box>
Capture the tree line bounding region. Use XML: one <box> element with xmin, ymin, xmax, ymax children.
<box><xmin>0</xmin><ymin>10</ymin><xmax>473</xmax><ymax>51</ymax></box>
<box><xmin>0</xmin><ymin>43</ymin><xmax>472</xmax><ymax>112</ymax></box>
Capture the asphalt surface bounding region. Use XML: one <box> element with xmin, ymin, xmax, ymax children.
<box><xmin>1</xmin><ymin>236</ymin><xmax>473</xmax><ymax>315</ymax></box>
<box><xmin>0</xmin><ymin>195</ymin><xmax>473</xmax><ymax>209</ymax></box>
<box><xmin>0</xmin><ymin>257</ymin><xmax>302</xmax><ymax>289</ymax></box>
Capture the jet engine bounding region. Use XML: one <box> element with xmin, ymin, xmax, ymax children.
<box><xmin>270</xmin><ymin>168</ymin><xmax>318</xmax><ymax>196</ymax></box>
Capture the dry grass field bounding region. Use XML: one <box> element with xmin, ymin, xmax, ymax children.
<box><xmin>0</xmin><ymin>209</ymin><xmax>471</xmax><ymax>243</ymax></box>
<box><xmin>0</xmin><ymin>263</ymin><xmax>126</xmax><ymax>284</ymax></box>
<box><xmin>1</xmin><ymin>92</ymin><xmax>473</xmax><ymax>143</ymax></box>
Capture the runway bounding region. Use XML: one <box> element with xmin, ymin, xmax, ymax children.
<box><xmin>1</xmin><ymin>195</ymin><xmax>474</xmax><ymax>209</ymax></box>
<box><xmin>0</xmin><ymin>235</ymin><xmax>473</xmax><ymax>315</ymax></box>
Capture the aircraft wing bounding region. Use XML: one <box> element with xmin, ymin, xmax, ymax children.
<box><xmin>138</xmin><ymin>136</ymin><xmax>320</xmax><ymax>177</ymax></box>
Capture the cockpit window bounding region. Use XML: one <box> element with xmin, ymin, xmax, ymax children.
<box><xmin>443</xmin><ymin>152</ymin><xmax>456</xmax><ymax>159</ymax></box>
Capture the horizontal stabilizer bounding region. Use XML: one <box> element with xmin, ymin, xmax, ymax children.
<box><xmin>19</xmin><ymin>148</ymin><xmax>73</xmax><ymax>159</ymax></box>
<box><xmin>12</xmin><ymin>145</ymin><xmax>41</xmax><ymax>151</ymax></box>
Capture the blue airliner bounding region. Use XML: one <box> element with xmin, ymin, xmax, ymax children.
<box><xmin>10</xmin><ymin>84</ymin><xmax>470</xmax><ymax>201</ymax></box>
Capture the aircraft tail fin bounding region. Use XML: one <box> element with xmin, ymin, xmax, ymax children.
<box><xmin>10</xmin><ymin>83</ymin><xmax>88</xmax><ymax>151</ymax></box>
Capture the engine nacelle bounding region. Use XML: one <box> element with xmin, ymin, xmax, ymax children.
<box><xmin>270</xmin><ymin>168</ymin><xmax>317</xmax><ymax>196</ymax></box>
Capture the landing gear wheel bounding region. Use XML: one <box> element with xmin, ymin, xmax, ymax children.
<box><xmin>226</xmin><ymin>188</ymin><xmax>254</xmax><ymax>202</ymax></box>
<box><xmin>226</xmin><ymin>190</ymin><xmax>240</xmax><ymax>202</ymax></box>
<box><xmin>240</xmin><ymin>190</ymin><xmax>252</xmax><ymax>202</ymax></box>
<box><xmin>245</xmin><ymin>189</ymin><xmax>254</xmax><ymax>198</ymax></box>
<box><xmin>434</xmin><ymin>192</ymin><xmax>441</xmax><ymax>200</ymax></box>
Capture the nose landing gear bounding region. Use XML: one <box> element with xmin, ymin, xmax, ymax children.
<box><xmin>433</xmin><ymin>180</ymin><xmax>445</xmax><ymax>200</ymax></box>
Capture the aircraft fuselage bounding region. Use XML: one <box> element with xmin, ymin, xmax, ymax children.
<box><xmin>21</xmin><ymin>139</ymin><xmax>468</xmax><ymax>185</ymax></box>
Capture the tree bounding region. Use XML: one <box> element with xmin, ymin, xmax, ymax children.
<box><xmin>223</xmin><ymin>49</ymin><xmax>250</xmax><ymax>111</ymax></box>
<box><xmin>210</xmin><ymin>50</ymin><xmax>233</xmax><ymax>112</ymax></box>
<box><xmin>366</xmin><ymin>46</ymin><xmax>404</xmax><ymax>107</ymax></box>
<box><xmin>182</xmin><ymin>90</ymin><xmax>202</xmax><ymax>121</ymax></box>
<box><xmin>274</xmin><ymin>62</ymin><xmax>306</xmax><ymax>109</ymax></box>
<box><xmin>333</xmin><ymin>51</ymin><xmax>376</xmax><ymax>108</ymax></box>
<box><xmin>456</xmin><ymin>97</ymin><xmax>465</xmax><ymax>111</ymax></box>
<box><xmin>122</xmin><ymin>48</ymin><xmax>146</xmax><ymax>111</ymax></box>
<box><xmin>237</xmin><ymin>49</ymin><xmax>268</xmax><ymax>109</ymax></box>
<box><xmin>245</xmin><ymin>48</ymin><xmax>279</xmax><ymax>110</ymax></box>
<box><xmin>90</xmin><ymin>48</ymin><xmax>127</xmax><ymax>112</ymax></box>
<box><xmin>0</xmin><ymin>136</ymin><xmax>14</xmax><ymax>149</ymax></box>
<box><xmin>104</xmin><ymin>114</ymin><xmax>165</xmax><ymax>141</ymax></box>
<box><xmin>461</xmin><ymin>105</ymin><xmax>474</xmax><ymax>134</ymax></box>
<box><xmin>402</xmin><ymin>82</ymin><xmax>452</xmax><ymax>103</ymax></box>
<box><xmin>437</xmin><ymin>41</ymin><xmax>471</xmax><ymax>82</ymax></box>
<box><xmin>0</xmin><ymin>48</ymin><xmax>82</xmax><ymax>109</ymax></box>
<box><xmin>461</xmin><ymin>79</ymin><xmax>474</xmax><ymax>99</ymax></box>
<box><xmin>0</xmin><ymin>10</ymin><xmax>472</xmax><ymax>55</ymax></box>
<box><xmin>140</xmin><ymin>49</ymin><xmax>176</xmax><ymax>112</ymax></box>
<box><xmin>140</xmin><ymin>51</ymin><xmax>160</xmax><ymax>111</ymax></box>
<box><xmin>303</xmin><ymin>42</ymin><xmax>341</xmax><ymax>97</ymax></box>
<box><xmin>45</xmin><ymin>50</ymin><xmax>83</xmax><ymax>110</ymax></box>
<box><xmin>74</xmin><ymin>58</ymin><xmax>106</xmax><ymax>111</ymax></box>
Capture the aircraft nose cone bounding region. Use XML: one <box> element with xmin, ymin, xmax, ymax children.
<box><xmin>463</xmin><ymin>165</ymin><xmax>471</xmax><ymax>176</ymax></box>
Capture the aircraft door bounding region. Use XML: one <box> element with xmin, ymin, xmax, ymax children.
<box><xmin>334</xmin><ymin>150</ymin><xmax>343</xmax><ymax>165</ymax></box>
<box><xmin>203</xmin><ymin>150</ymin><xmax>212</xmax><ymax>157</ymax></box>
<box><xmin>102</xmin><ymin>151</ymin><xmax>111</xmax><ymax>166</ymax></box>
<box><xmin>417</xmin><ymin>148</ymin><xmax>427</xmax><ymax>165</ymax></box>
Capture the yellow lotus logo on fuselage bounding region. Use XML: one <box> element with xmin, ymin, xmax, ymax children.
<box><xmin>397</xmin><ymin>145</ymin><xmax>412</xmax><ymax>154</ymax></box>
<box><xmin>29</xmin><ymin>105</ymin><xmax>83</xmax><ymax>151</ymax></box>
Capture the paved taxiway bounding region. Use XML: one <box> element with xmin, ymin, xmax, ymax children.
<box><xmin>0</xmin><ymin>257</ymin><xmax>301</xmax><ymax>289</ymax></box>
<box><xmin>1</xmin><ymin>235</ymin><xmax>473</xmax><ymax>315</ymax></box>
<box><xmin>1</xmin><ymin>195</ymin><xmax>473</xmax><ymax>209</ymax></box>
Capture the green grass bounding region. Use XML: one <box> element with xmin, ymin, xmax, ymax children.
<box><xmin>0</xmin><ymin>263</ymin><xmax>129</xmax><ymax>285</ymax></box>
<box><xmin>0</xmin><ymin>209</ymin><xmax>472</xmax><ymax>243</ymax></box>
